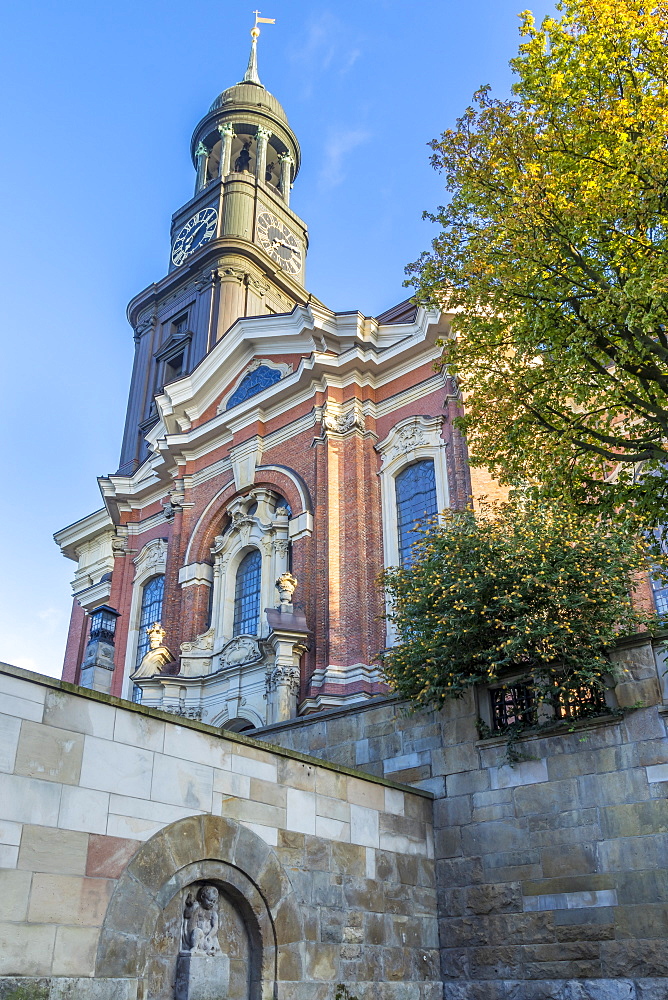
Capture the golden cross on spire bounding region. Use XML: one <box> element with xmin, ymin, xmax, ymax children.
<box><xmin>244</xmin><ymin>10</ymin><xmax>274</xmax><ymax>84</ymax></box>
<box><xmin>252</xmin><ymin>10</ymin><xmax>275</xmax><ymax>38</ymax></box>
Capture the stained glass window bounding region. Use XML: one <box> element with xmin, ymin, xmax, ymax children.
<box><xmin>395</xmin><ymin>460</ymin><xmax>438</xmax><ymax>566</ymax></box>
<box><xmin>226</xmin><ymin>366</ymin><xmax>282</xmax><ymax>410</ymax></box>
<box><xmin>135</xmin><ymin>575</ymin><xmax>164</xmax><ymax>666</ymax></box>
<box><xmin>233</xmin><ymin>550</ymin><xmax>262</xmax><ymax>636</ymax></box>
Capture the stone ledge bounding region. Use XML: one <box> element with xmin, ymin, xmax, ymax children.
<box><xmin>256</xmin><ymin>694</ymin><xmax>404</xmax><ymax>735</ymax></box>
<box><xmin>0</xmin><ymin>978</ymin><xmax>138</xmax><ymax>1000</ymax></box>
<box><xmin>475</xmin><ymin>712</ymin><xmax>624</xmax><ymax>751</ymax></box>
<box><xmin>0</xmin><ymin>663</ymin><xmax>432</xmax><ymax>799</ymax></box>
<box><xmin>442</xmin><ymin>979</ymin><xmax>668</xmax><ymax>1000</ymax></box>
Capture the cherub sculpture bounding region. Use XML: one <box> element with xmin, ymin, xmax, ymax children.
<box><xmin>180</xmin><ymin>884</ymin><xmax>221</xmax><ymax>956</ymax></box>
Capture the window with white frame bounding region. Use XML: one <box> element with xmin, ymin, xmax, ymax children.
<box><xmin>395</xmin><ymin>459</ymin><xmax>438</xmax><ymax>566</ymax></box>
<box><xmin>122</xmin><ymin>538</ymin><xmax>168</xmax><ymax>700</ymax></box>
<box><xmin>209</xmin><ymin>489</ymin><xmax>292</xmax><ymax>645</ymax></box>
<box><xmin>232</xmin><ymin>550</ymin><xmax>262</xmax><ymax>636</ymax></box>
<box><xmin>376</xmin><ymin>416</ymin><xmax>448</xmax><ymax>647</ymax></box>
<box><xmin>135</xmin><ymin>575</ymin><xmax>165</xmax><ymax>666</ymax></box>
<box><xmin>376</xmin><ymin>415</ymin><xmax>449</xmax><ymax>571</ymax></box>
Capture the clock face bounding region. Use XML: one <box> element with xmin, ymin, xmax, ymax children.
<box><xmin>256</xmin><ymin>211</ymin><xmax>303</xmax><ymax>275</ymax></box>
<box><xmin>171</xmin><ymin>207</ymin><xmax>218</xmax><ymax>266</ymax></box>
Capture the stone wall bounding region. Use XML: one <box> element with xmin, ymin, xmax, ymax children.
<box><xmin>256</xmin><ymin>638</ymin><xmax>668</xmax><ymax>1000</ymax></box>
<box><xmin>0</xmin><ymin>663</ymin><xmax>438</xmax><ymax>1000</ymax></box>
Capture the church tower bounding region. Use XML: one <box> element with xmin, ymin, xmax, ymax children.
<box><xmin>118</xmin><ymin>22</ymin><xmax>313</xmax><ymax>476</ymax></box>
<box><xmin>55</xmin><ymin>22</ymin><xmax>460</xmax><ymax>731</ymax></box>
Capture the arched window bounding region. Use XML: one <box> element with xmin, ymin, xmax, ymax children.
<box><xmin>135</xmin><ymin>575</ymin><xmax>165</xmax><ymax>666</ymax></box>
<box><xmin>233</xmin><ymin>550</ymin><xmax>262</xmax><ymax>636</ymax></box>
<box><xmin>273</xmin><ymin>495</ymin><xmax>292</xmax><ymax>517</ymax></box>
<box><xmin>226</xmin><ymin>366</ymin><xmax>282</xmax><ymax>409</ymax></box>
<box><xmin>395</xmin><ymin>460</ymin><xmax>437</xmax><ymax>566</ymax></box>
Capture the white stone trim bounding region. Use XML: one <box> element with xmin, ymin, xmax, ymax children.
<box><xmin>183</xmin><ymin>479</ymin><xmax>237</xmax><ymax>564</ymax></box>
<box><xmin>178</xmin><ymin>562</ymin><xmax>214</xmax><ymax>588</ymax></box>
<box><xmin>209</xmin><ymin>490</ymin><xmax>290</xmax><ymax>644</ymax></box>
<box><xmin>54</xmin><ymin>508</ymin><xmax>114</xmax><ymax>562</ymax></box>
<box><xmin>255</xmin><ymin>464</ymin><xmax>312</xmax><ymax>518</ymax></box>
<box><xmin>75</xmin><ymin>579</ymin><xmax>113</xmax><ymax>613</ymax></box>
<box><xmin>121</xmin><ymin>539</ymin><xmax>168</xmax><ymax>700</ymax></box>
<box><xmin>375</xmin><ymin>415</ymin><xmax>448</xmax><ymax>646</ymax></box>
<box><xmin>376</xmin><ymin>414</ymin><xmax>448</xmax><ymax>570</ymax></box>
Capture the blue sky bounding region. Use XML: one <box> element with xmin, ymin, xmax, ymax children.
<box><xmin>0</xmin><ymin>0</ymin><xmax>555</xmax><ymax>677</ymax></box>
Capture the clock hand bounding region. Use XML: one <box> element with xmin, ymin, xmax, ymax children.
<box><xmin>271</xmin><ymin>239</ymin><xmax>299</xmax><ymax>253</ymax></box>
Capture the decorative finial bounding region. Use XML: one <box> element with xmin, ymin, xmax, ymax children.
<box><xmin>147</xmin><ymin>622</ymin><xmax>166</xmax><ymax>650</ymax></box>
<box><xmin>276</xmin><ymin>572</ymin><xmax>298</xmax><ymax>607</ymax></box>
<box><xmin>243</xmin><ymin>11</ymin><xmax>275</xmax><ymax>86</ymax></box>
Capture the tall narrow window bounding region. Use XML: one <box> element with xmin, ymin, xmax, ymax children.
<box><xmin>135</xmin><ymin>575</ymin><xmax>164</xmax><ymax>666</ymax></box>
<box><xmin>649</xmin><ymin>526</ymin><xmax>668</xmax><ymax>615</ymax></box>
<box><xmin>233</xmin><ymin>550</ymin><xmax>262</xmax><ymax>636</ymax></box>
<box><xmin>395</xmin><ymin>460</ymin><xmax>437</xmax><ymax>566</ymax></box>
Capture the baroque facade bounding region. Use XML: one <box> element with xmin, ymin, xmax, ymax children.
<box><xmin>27</xmin><ymin>23</ymin><xmax>668</xmax><ymax>1000</ymax></box>
<box><xmin>54</xmin><ymin>33</ymin><xmax>474</xmax><ymax>730</ymax></box>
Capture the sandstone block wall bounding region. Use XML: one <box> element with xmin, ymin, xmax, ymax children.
<box><xmin>0</xmin><ymin>664</ymin><xmax>438</xmax><ymax>1000</ymax></box>
<box><xmin>256</xmin><ymin>642</ymin><xmax>668</xmax><ymax>1000</ymax></box>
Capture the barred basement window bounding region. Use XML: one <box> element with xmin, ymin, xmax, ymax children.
<box><xmin>554</xmin><ymin>682</ymin><xmax>607</xmax><ymax>719</ymax></box>
<box><xmin>135</xmin><ymin>575</ymin><xmax>165</xmax><ymax>666</ymax></box>
<box><xmin>233</xmin><ymin>549</ymin><xmax>262</xmax><ymax>636</ymax></box>
<box><xmin>490</xmin><ymin>682</ymin><xmax>535</xmax><ymax>730</ymax></box>
<box><xmin>490</xmin><ymin>677</ymin><xmax>608</xmax><ymax>732</ymax></box>
<box><xmin>395</xmin><ymin>460</ymin><xmax>438</xmax><ymax>567</ymax></box>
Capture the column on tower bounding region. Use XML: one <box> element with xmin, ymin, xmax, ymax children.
<box><xmin>218</xmin><ymin>123</ymin><xmax>235</xmax><ymax>178</ymax></box>
<box><xmin>216</xmin><ymin>265</ymin><xmax>248</xmax><ymax>340</ymax></box>
<box><xmin>255</xmin><ymin>126</ymin><xmax>273</xmax><ymax>184</ymax></box>
<box><xmin>195</xmin><ymin>142</ymin><xmax>209</xmax><ymax>193</ymax></box>
<box><xmin>279</xmin><ymin>153</ymin><xmax>294</xmax><ymax>206</ymax></box>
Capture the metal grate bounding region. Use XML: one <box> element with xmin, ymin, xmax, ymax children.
<box><xmin>555</xmin><ymin>683</ymin><xmax>607</xmax><ymax>719</ymax></box>
<box><xmin>490</xmin><ymin>682</ymin><xmax>535</xmax><ymax>730</ymax></box>
<box><xmin>233</xmin><ymin>549</ymin><xmax>262</xmax><ymax>636</ymax></box>
<box><xmin>395</xmin><ymin>460</ymin><xmax>438</xmax><ymax>567</ymax></box>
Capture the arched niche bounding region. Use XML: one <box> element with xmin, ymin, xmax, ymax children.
<box><xmin>96</xmin><ymin>814</ymin><xmax>302</xmax><ymax>1000</ymax></box>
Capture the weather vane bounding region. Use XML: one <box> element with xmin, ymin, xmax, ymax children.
<box><xmin>252</xmin><ymin>10</ymin><xmax>276</xmax><ymax>39</ymax></box>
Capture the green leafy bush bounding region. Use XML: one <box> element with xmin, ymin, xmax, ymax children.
<box><xmin>381</xmin><ymin>500</ymin><xmax>660</xmax><ymax>719</ymax></box>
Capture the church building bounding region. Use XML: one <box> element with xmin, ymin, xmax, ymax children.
<box><xmin>54</xmin><ymin>27</ymin><xmax>476</xmax><ymax>730</ymax></box>
<box><xmin>0</xmin><ymin>21</ymin><xmax>662</xmax><ymax>1000</ymax></box>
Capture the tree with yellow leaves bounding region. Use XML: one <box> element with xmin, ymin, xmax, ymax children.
<box><xmin>408</xmin><ymin>0</ymin><xmax>668</xmax><ymax>528</ymax></box>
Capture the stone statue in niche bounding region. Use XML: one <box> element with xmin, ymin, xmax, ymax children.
<box><xmin>175</xmin><ymin>884</ymin><xmax>230</xmax><ymax>1000</ymax></box>
<box><xmin>181</xmin><ymin>885</ymin><xmax>221</xmax><ymax>956</ymax></box>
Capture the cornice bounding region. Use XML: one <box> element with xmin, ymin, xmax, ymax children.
<box><xmin>126</xmin><ymin>237</ymin><xmax>318</xmax><ymax>332</ymax></box>
<box><xmin>100</xmin><ymin>304</ymin><xmax>447</xmax><ymax>510</ymax></box>
<box><xmin>54</xmin><ymin>508</ymin><xmax>114</xmax><ymax>561</ymax></box>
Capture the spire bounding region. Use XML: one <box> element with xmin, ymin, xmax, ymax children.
<box><xmin>243</xmin><ymin>11</ymin><xmax>275</xmax><ymax>87</ymax></box>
